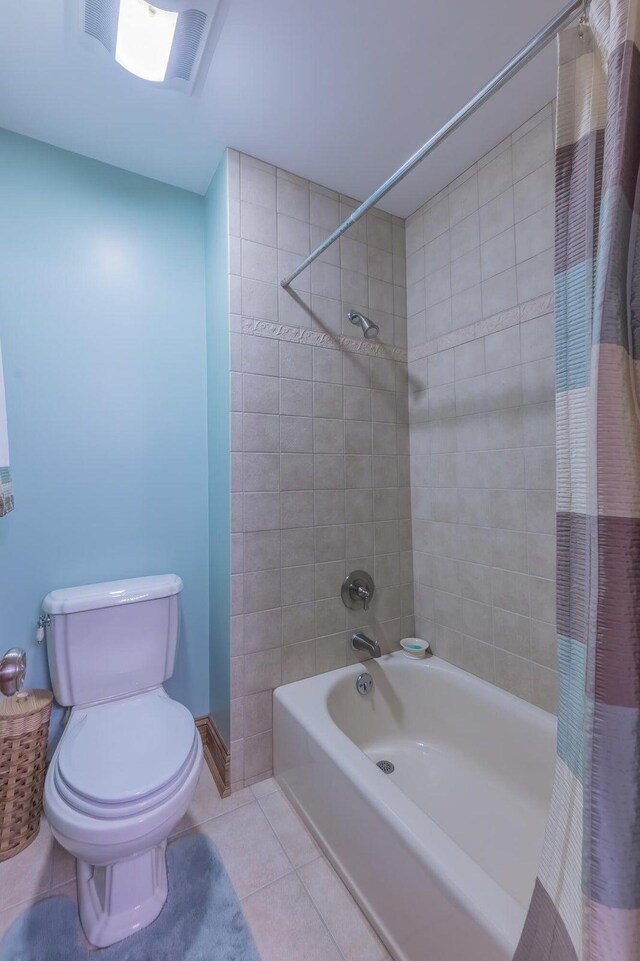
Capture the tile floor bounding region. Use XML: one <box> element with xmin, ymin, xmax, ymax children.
<box><xmin>0</xmin><ymin>767</ymin><xmax>392</xmax><ymax>961</ymax></box>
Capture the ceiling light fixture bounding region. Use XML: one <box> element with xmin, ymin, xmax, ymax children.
<box><xmin>73</xmin><ymin>0</ymin><xmax>229</xmax><ymax>93</ymax></box>
<box><xmin>115</xmin><ymin>0</ymin><xmax>179</xmax><ymax>82</ymax></box>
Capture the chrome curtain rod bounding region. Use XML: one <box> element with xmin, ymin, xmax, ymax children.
<box><xmin>280</xmin><ymin>0</ymin><xmax>585</xmax><ymax>288</ymax></box>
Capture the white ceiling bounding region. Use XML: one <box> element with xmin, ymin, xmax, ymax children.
<box><xmin>0</xmin><ymin>0</ymin><xmax>561</xmax><ymax>217</ymax></box>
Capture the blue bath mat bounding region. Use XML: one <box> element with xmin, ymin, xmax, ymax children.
<box><xmin>0</xmin><ymin>833</ymin><xmax>261</xmax><ymax>961</ymax></box>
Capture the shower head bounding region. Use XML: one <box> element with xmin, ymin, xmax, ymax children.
<box><xmin>348</xmin><ymin>310</ymin><xmax>379</xmax><ymax>340</ymax></box>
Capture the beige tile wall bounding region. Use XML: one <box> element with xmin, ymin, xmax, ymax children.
<box><xmin>224</xmin><ymin>104</ymin><xmax>558</xmax><ymax>788</ymax></box>
<box><xmin>405</xmin><ymin>104</ymin><xmax>558</xmax><ymax>713</ymax></box>
<box><xmin>226</xmin><ymin>150</ymin><xmax>413</xmax><ymax>788</ymax></box>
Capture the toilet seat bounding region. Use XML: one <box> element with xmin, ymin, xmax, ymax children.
<box><xmin>52</xmin><ymin>688</ymin><xmax>199</xmax><ymax>820</ymax></box>
<box><xmin>54</xmin><ymin>738</ymin><xmax>200</xmax><ymax>820</ymax></box>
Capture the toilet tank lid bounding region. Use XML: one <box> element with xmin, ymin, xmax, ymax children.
<box><xmin>42</xmin><ymin>574</ymin><xmax>183</xmax><ymax>615</ymax></box>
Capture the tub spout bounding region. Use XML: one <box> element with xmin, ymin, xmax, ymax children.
<box><xmin>351</xmin><ymin>632</ymin><xmax>381</xmax><ymax>659</ymax></box>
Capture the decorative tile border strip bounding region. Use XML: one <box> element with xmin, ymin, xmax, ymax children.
<box><xmin>407</xmin><ymin>292</ymin><xmax>554</xmax><ymax>363</ymax></box>
<box><xmin>233</xmin><ymin>290</ymin><xmax>552</xmax><ymax>366</ymax></box>
<box><xmin>239</xmin><ymin>316</ymin><xmax>408</xmax><ymax>362</ymax></box>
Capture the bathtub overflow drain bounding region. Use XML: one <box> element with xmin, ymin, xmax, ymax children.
<box><xmin>356</xmin><ymin>672</ymin><xmax>374</xmax><ymax>695</ymax></box>
<box><xmin>377</xmin><ymin>760</ymin><xmax>395</xmax><ymax>774</ymax></box>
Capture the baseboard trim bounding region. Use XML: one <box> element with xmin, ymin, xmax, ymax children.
<box><xmin>195</xmin><ymin>714</ymin><xmax>230</xmax><ymax>798</ymax></box>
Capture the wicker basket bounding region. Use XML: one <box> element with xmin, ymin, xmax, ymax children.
<box><xmin>0</xmin><ymin>689</ymin><xmax>53</xmax><ymax>861</ymax></box>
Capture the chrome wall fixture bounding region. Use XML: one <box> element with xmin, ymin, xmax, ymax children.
<box><xmin>348</xmin><ymin>310</ymin><xmax>380</xmax><ymax>340</ymax></box>
<box><xmin>279</xmin><ymin>0</ymin><xmax>586</xmax><ymax>289</ymax></box>
<box><xmin>342</xmin><ymin>570</ymin><xmax>375</xmax><ymax>611</ymax></box>
<box><xmin>351</xmin><ymin>632</ymin><xmax>382</xmax><ymax>659</ymax></box>
<box><xmin>0</xmin><ymin>647</ymin><xmax>27</xmax><ymax>696</ymax></box>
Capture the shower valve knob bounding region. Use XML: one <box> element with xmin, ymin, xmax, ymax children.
<box><xmin>341</xmin><ymin>570</ymin><xmax>375</xmax><ymax>611</ymax></box>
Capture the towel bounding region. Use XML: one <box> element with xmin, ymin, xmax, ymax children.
<box><xmin>0</xmin><ymin>340</ymin><xmax>13</xmax><ymax>516</ymax></box>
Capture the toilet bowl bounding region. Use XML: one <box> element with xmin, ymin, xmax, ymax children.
<box><xmin>41</xmin><ymin>574</ymin><xmax>202</xmax><ymax>948</ymax></box>
<box><xmin>45</xmin><ymin>688</ymin><xmax>202</xmax><ymax>947</ymax></box>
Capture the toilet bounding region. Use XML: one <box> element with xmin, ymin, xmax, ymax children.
<box><xmin>43</xmin><ymin>574</ymin><xmax>202</xmax><ymax>948</ymax></box>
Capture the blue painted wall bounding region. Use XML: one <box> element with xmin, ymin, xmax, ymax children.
<box><xmin>0</xmin><ymin>129</ymin><xmax>211</xmax><ymax>725</ymax></box>
<box><xmin>204</xmin><ymin>155</ymin><xmax>230</xmax><ymax>744</ymax></box>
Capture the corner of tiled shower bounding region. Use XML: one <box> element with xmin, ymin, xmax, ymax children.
<box><xmin>225</xmin><ymin>100</ymin><xmax>558</xmax><ymax>789</ymax></box>
<box><xmin>406</xmin><ymin>102</ymin><xmax>558</xmax><ymax>717</ymax></box>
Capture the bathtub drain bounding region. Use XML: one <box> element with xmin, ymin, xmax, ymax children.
<box><xmin>376</xmin><ymin>760</ymin><xmax>395</xmax><ymax>774</ymax></box>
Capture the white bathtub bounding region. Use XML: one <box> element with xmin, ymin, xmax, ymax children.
<box><xmin>273</xmin><ymin>652</ymin><xmax>556</xmax><ymax>961</ymax></box>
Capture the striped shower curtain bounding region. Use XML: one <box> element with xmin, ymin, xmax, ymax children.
<box><xmin>515</xmin><ymin>1</ymin><xmax>640</xmax><ymax>959</ymax></box>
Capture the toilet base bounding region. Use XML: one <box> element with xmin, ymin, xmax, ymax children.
<box><xmin>77</xmin><ymin>842</ymin><xmax>168</xmax><ymax>948</ymax></box>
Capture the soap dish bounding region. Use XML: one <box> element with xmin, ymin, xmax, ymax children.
<box><xmin>400</xmin><ymin>637</ymin><xmax>431</xmax><ymax>659</ymax></box>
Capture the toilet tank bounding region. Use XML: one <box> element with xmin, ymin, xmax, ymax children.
<box><xmin>43</xmin><ymin>574</ymin><xmax>183</xmax><ymax>706</ymax></box>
